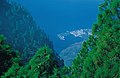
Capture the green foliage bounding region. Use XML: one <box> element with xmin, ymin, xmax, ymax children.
<box><xmin>0</xmin><ymin>35</ymin><xmax>20</xmax><ymax>76</ymax></box>
<box><xmin>24</xmin><ymin>46</ymin><xmax>55</xmax><ymax>78</ymax></box>
<box><xmin>1</xmin><ymin>63</ymin><xmax>20</xmax><ymax>78</ymax></box>
<box><xmin>71</xmin><ymin>0</ymin><xmax>120</xmax><ymax>78</ymax></box>
<box><xmin>49</xmin><ymin>66</ymin><xmax>71</xmax><ymax>78</ymax></box>
<box><xmin>70</xmin><ymin>36</ymin><xmax>97</xmax><ymax>78</ymax></box>
<box><xmin>1</xmin><ymin>46</ymin><xmax>60</xmax><ymax>78</ymax></box>
<box><xmin>1</xmin><ymin>0</ymin><xmax>120</xmax><ymax>78</ymax></box>
<box><xmin>70</xmin><ymin>0</ymin><xmax>120</xmax><ymax>78</ymax></box>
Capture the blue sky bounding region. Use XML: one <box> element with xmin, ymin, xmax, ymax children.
<box><xmin>13</xmin><ymin>0</ymin><xmax>103</xmax><ymax>32</ymax></box>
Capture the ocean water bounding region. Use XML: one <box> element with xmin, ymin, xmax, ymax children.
<box><xmin>12</xmin><ymin>0</ymin><xmax>103</xmax><ymax>53</ymax></box>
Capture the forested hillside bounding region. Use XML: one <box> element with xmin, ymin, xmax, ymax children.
<box><xmin>0</xmin><ymin>0</ymin><xmax>120</xmax><ymax>78</ymax></box>
<box><xmin>0</xmin><ymin>0</ymin><xmax>53</xmax><ymax>62</ymax></box>
<box><xmin>0</xmin><ymin>35</ymin><xmax>61</xmax><ymax>77</ymax></box>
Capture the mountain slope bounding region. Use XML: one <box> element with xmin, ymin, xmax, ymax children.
<box><xmin>60</xmin><ymin>42</ymin><xmax>83</xmax><ymax>66</ymax></box>
<box><xmin>0</xmin><ymin>0</ymin><xmax>53</xmax><ymax>62</ymax></box>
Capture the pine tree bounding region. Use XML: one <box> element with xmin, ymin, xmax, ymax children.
<box><xmin>1</xmin><ymin>63</ymin><xmax>20</xmax><ymax>78</ymax></box>
<box><xmin>49</xmin><ymin>66</ymin><xmax>70</xmax><ymax>78</ymax></box>
<box><xmin>17</xmin><ymin>46</ymin><xmax>59</xmax><ymax>78</ymax></box>
<box><xmin>1</xmin><ymin>46</ymin><xmax>60</xmax><ymax>78</ymax></box>
<box><xmin>0</xmin><ymin>35</ymin><xmax>20</xmax><ymax>76</ymax></box>
<box><xmin>71</xmin><ymin>0</ymin><xmax>120</xmax><ymax>78</ymax></box>
<box><xmin>70</xmin><ymin>36</ymin><xmax>96</xmax><ymax>78</ymax></box>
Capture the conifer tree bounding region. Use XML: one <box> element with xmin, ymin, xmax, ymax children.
<box><xmin>49</xmin><ymin>66</ymin><xmax>70</xmax><ymax>78</ymax></box>
<box><xmin>71</xmin><ymin>0</ymin><xmax>120</xmax><ymax>78</ymax></box>
<box><xmin>18</xmin><ymin>46</ymin><xmax>59</xmax><ymax>78</ymax></box>
<box><xmin>0</xmin><ymin>35</ymin><xmax>20</xmax><ymax>76</ymax></box>
<box><xmin>1</xmin><ymin>63</ymin><xmax>20</xmax><ymax>78</ymax></box>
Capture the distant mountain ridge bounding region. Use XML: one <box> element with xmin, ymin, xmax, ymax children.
<box><xmin>59</xmin><ymin>42</ymin><xmax>83</xmax><ymax>66</ymax></box>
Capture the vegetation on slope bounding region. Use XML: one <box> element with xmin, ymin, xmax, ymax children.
<box><xmin>1</xmin><ymin>46</ymin><xmax>60</xmax><ymax>78</ymax></box>
<box><xmin>71</xmin><ymin>0</ymin><xmax>120</xmax><ymax>77</ymax></box>
<box><xmin>0</xmin><ymin>35</ymin><xmax>62</xmax><ymax>78</ymax></box>
<box><xmin>0</xmin><ymin>35</ymin><xmax>20</xmax><ymax>76</ymax></box>
<box><xmin>0</xmin><ymin>0</ymin><xmax>120</xmax><ymax>78</ymax></box>
<box><xmin>0</xmin><ymin>0</ymin><xmax>53</xmax><ymax>62</ymax></box>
